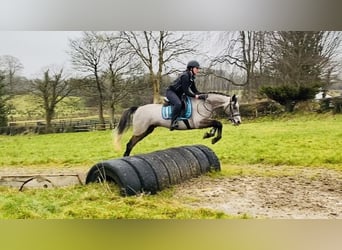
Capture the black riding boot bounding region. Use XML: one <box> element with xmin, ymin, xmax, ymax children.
<box><xmin>170</xmin><ymin>118</ymin><xmax>179</xmax><ymax>131</ymax></box>
<box><xmin>170</xmin><ymin>111</ymin><xmax>180</xmax><ymax>131</ymax></box>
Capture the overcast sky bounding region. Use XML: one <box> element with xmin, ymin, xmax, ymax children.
<box><xmin>1</xmin><ymin>31</ymin><xmax>341</xmax><ymax>81</ymax></box>
<box><xmin>0</xmin><ymin>31</ymin><xmax>82</xmax><ymax>78</ymax></box>
<box><xmin>0</xmin><ymin>31</ymin><xmax>222</xmax><ymax>79</ymax></box>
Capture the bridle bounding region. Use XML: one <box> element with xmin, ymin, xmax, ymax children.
<box><xmin>196</xmin><ymin>94</ymin><xmax>240</xmax><ymax>123</ymax></box>
<box><xmin>224</xmin><ymin>99</ymin><xmax>240</xmax><ymax>124</ymax></box>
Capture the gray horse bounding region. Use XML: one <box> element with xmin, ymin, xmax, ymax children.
<box><xmin>114</xmin><ymin>92</ymin><xmax>241</xmax><ymax>156</ymax></box>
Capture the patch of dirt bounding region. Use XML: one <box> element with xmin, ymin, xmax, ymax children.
<box><xmin>173</xmin><ymin>166</ymin><xmax>342</xmax><ymax>218</ymax></box>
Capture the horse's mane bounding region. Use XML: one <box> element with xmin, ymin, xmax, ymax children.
<box><xmin>205</xmin><ymin>91</ymin><xmax>231</xmax><ymax>97</ymax></box>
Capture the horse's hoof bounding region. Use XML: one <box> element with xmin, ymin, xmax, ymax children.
<box><xmin>203</xmin><ymin>133</ymin><xmax>210</xmax><ymax>139</ymax></box>
<box><xmin>211</xmin><ymin>137</ymin><xmax>221</xmax><ymax>144</ymax></box>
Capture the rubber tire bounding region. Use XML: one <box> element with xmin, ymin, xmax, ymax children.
<box><xmin>195</xmin><ymin>145</ymin><xmax>221</xmax><ymax>171</ymax></box>
<box><xmin>85</xmin><ymin>160</ymin><xmax>142</xmax><ymax>196</ymax></box>
<box><xmin>121</xmin><ymin>157</ymin><xmax>159</xmax><ymax>194</ymax></box>
<box><xmin>163</xmin><ymin>148</ymin><xmax>192</xmax><ymax>181</ymax></box>
<box><xmin>156</xmin><ymin>152</ymin><xmax>182</xmax><ymax>185</ymax></box>
<box><xmin>179</xmin><ymin>147</ymin><xmax>202</xmax><ymax>177</ymax></box>
<box><xmin>183</xmin><ymin>146</ymin><xmax>211</xmax><ymax>173</ymax></box>
<box><xmin>135</xmin><ymin>154</ymin><xmax>171</xmax><ymax>191</ymax></box>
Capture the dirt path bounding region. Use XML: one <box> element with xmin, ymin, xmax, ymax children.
<box><xmin>1</xmin><ymin>166</ymin><xmax>342</xmax><ymax>219</ymax></box>
<box><xmin>173</xmin><ymin>166</ymin><xmax>342</xmax><ymax>218</ymax></box>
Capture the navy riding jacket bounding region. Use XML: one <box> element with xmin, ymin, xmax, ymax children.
<box><xmin>168</xmin><ymin>71</ymin><xmax>200</xmax><ymax>98</ymax></box>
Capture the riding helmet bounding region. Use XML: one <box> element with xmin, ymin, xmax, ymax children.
<box><xmin>187</xmin><ymin>60</ymin><xmax>200</xmax><ymax>69</ymax></box>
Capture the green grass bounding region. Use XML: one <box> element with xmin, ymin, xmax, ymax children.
<box><xmin>0</xmin><ymin>184</ymin><xmax>231</xmax><ymax>219</ymax></box>
<box><xmin>7</xmin><ymin>94</ymin><xmax>91</xmax><ymax>121</ymax></box>
<box><xmin>0</xmin><ymin>132</ymin><xmax>118</xmax><ymax>168</ymax></box>
<box><xmin>1</xmin><ymin>116</ymin><xmax>341</xmax><ymax>169</ymax></box>
<box><xmin>116</xmin><ymin>113</ymin><xmax>342</xmax><ymax>169</ymax></box>
<box><xmin>0</xmin><ymin>113</ymin><xmax>341</xmax><ymax>218</ymax></box>
<box><xmin>213</xmin><ymin>113</ymin><xmax>342</xmax><ymax>168</ymax></box>
<box><xmin>1</xmin><ymin>113</ymin><xmax>341</xmax><ymax>169</ymax></box>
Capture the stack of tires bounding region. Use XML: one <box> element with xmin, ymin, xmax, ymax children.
<box><xmin>85</xmin><ymin>145</ymin><xmax>220</xmax><ymax>196</ymax></box>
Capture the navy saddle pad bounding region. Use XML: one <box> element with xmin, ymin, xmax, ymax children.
<box><xmin>161</xmin><ymin>96</ymin><xmax>192</xmax><ymax>120</ymax></box>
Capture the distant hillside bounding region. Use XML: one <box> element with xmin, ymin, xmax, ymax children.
<box><xmin>6</xmin><ymin>95</ymin><xmax>98</xmax><ymax>122</ymax></box>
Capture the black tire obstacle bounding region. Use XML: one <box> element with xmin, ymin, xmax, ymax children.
<box><xmin>85</xmin><ymin>144</ymin><xmax>221</xmax><ymax>196</ymax></box>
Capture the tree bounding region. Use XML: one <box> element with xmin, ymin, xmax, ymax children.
<box><xmin>30</xmin><ymin>69</ymin><xmax>74</xmax><ymax>133</ymax></box>
<box><xmin>121</xmin><ymin>31</ymin><xmax>197</xmax><ymax>103</ymax></box>
<box><xmin>210</xmin><ymin>31</ymin><xmax>266</xmax><ymax>102</ymax></box>
<box><xmin>262</xmin><ymin>31</ymin><xmax>341</xmax><ymax>112</ymax></box>
<box><xmin>196</xmin><ymin>68</ymin><xmax>235</xmax><ymax>93</ymax></box>
<box><xmin>69</xmin><ymin>31</ymin><xmax>107</xmax><ymax>127</ymax></box>
<box><xmin>0</xmin><ymin>75</ymin><xmax>8</xmax><ymax>127</ymax></box>
<box><xmin>100</xmin><ymin>32</ymin><xmax>143</xmax><ymax>126</ymax></box>
<box><xmin>0</xmin><ymin>55</ymin><xmax>24</xmax><ymax>94</ymax></box>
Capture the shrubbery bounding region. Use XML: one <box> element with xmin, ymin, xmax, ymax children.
<box><xmin>319</xmin><ymin>97</ymin><xmax>342</xmax><ymax>114</ymax></box>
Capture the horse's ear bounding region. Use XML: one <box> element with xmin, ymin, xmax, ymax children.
<box><xmin>232</xmin><ymin>94</ymin><xmax>237</xmax><ymax>102</ymax></box>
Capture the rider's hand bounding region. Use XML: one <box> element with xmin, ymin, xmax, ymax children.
<box><xmin>197</xmin><ymin>94</ymin><xmax>207</xmax><ymax>100</ymax></box>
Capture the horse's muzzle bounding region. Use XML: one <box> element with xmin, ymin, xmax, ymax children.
<box><xmin>228</xmin><ymin>118</ymin><xmax>241</xmax><ymax>126</ymax></box>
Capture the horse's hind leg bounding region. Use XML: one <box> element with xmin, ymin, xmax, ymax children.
<box><xmin>124</xmin><ymin>125</ymin><xmax>155</xmax><ymax>156</ymax></box>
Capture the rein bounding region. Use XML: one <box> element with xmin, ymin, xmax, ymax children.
<box><xmin>196</xmin><ymin>92</ymin><xmax>240</xmax><ymax>121</ymax></box>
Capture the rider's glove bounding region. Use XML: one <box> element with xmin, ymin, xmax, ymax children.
<box><xmin>198</xmin><ymin>94</ymin><xmax>208</xmax><ymax>100</ymax></box>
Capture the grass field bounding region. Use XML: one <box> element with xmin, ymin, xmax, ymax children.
<box><xmin>7</xmin><ymin>95</ymin><xmax>91</xmax><ymax>121</ymax></box>
<box><xmin>1</xmin><ymin>113</ymin><xmax>341</xmax><ymax>169</ymax></box>
<box><xmin>0</xmin><ymin>113</ymin><xmax>341</xmax><ymax>218</ymax></box>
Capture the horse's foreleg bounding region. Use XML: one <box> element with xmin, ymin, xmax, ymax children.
<box><xmin>124</xmin><ymin>126</ymin><xmax>155</xmax><ymax>156</ymax></box>
<box><xmin>203</xmin><ymin>127</ymin><xmax>217</xmax><ymax>139</ymax></box>
<box><xmin>211</xmin><ymin>120</ymin><xmax>222</xmax><ymax>144</ymax></box>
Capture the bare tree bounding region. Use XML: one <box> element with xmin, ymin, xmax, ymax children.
<box><xmin>209</xmin><ymin>31</ymin><xmax>265</xmax><ymax>101</ymax></box>
<box><xmin>68</xmin><ymin>31</ymin><xmax>107</xmax><ymax>127</ymax></box>
<box><xmin>121</xmin><ymin>31</ymin><xmax>197</xmax><ymax>103</ymax></box>
<box><xmin>0</xmin><ymin>55</ymin><xmax>24</xmax><ymax>94</ymax></box>
<box><xmin>210</xmin><ymin>32</ymin><xmax>261</xmax><ymax>82</ymax></box>
<box><xmin>0</xmin><ymin>74</ymin><xmax>8</xmax><ymax>127</ymax></box>
<box><xmin>100</xmin><ymin>32</ymin><xmax>142</xmax><ymax>126</ymax></box>
<box><xmin>30</xmin><ymin>68</ymin><xmax>74</xmax><ymax>132</ymax></box>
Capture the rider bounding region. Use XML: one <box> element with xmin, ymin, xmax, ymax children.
<box><xmin>166</xmin><ymin>60</ymin><xmax>205</xmax><ymax>130</ymax></box>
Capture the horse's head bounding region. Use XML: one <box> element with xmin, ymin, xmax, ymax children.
<box><xmin>225</xmin><ymin>94</ymin><xmax>241</xmax><ymax>126</ymax></box>
<box><xmin>205</xmin><ymin>92</ymin><xmax>241</xmax><ymax>126</ymax></box>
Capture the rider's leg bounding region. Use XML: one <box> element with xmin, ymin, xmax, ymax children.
<box><xmin>166</xmin><ymin>90</ymin><xmax>181</xmax><ymax>130</ymax></box>
<box><xmin>170</xmin><ymin>106</ymin><xmax>181</xmax><ymax>130</ymax></box>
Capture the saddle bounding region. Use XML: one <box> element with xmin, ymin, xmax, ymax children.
<box><xmin>161</xmin><ymin>95</ymin><xmax>192</xmax><ymax>120</ymax></box>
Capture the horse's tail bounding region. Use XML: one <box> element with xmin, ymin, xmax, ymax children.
<box><xmin>113</xmin><ymin>107</ymin><xmax>138</xmax><ymax>151</ymax></box>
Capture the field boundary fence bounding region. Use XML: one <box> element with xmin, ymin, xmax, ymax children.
<box><xmin>0</xmin><ymin>119</ymin><xmax>114</xmax><ymax>135</ymax></box>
